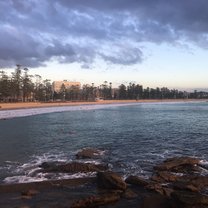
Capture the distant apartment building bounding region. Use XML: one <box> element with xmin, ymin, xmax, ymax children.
<box><xmin>52</xmin><ymin>80</ymin><xmax>81</xmax><ymax>93</ymax></box>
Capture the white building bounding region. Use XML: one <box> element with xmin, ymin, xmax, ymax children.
<box><xmin>52</xmin><ymin>80</ymin><xmax>81</xmax><ymax>93</ymax></box>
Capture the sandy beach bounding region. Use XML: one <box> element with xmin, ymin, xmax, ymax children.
<box><xmin>0</xmin><ymin>99</ymin><xmax>203</xmax><ymax>110</ymax></box>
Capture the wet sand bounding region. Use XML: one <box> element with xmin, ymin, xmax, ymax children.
<box><xmin>0</xmin><ymin>99</ymin><xmax>202</xmax><ymax>110</ymax></box>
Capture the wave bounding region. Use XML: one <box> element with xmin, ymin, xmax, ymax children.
<box><xmin>0</xmin><ymin>103</ymin><xmax>139</xmax><ymax>119</ymax></box>
<box><xmin>2</xmin><ymin>152</ymin><xmax>101</xmax><ymax>184</ymax></box>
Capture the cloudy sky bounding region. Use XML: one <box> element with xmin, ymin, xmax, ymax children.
<box><xmin>1</xmin><ymin>0</ymin><xmax>208</xmax><ymax>89</ymax></box>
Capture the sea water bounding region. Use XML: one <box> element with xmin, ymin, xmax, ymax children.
<box><xmin>0</xmin><ymin>101</ymin><xmax>208</xmax><ymax>184</ymax></box>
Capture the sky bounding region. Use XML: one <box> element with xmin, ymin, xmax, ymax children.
<box><xmin>1</xmin><ymin>0</ymin><xmax>208</xmax><ymax>89</ymax></box>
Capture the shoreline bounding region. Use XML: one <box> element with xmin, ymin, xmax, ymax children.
<box><xmin>0</xmin><ymin>99</ymin><xmax>206</xmax><ymax>111</ymax></box>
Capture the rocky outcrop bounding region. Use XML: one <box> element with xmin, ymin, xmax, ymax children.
<box><xmin>154</xmin><ymin>156</ymin><xmax>200</xmax><ymax>171</ymax></box>
<box><xmin>141</xmin><ymin>194</ymin><xmax>175</xmax><ymax>208</ymax></box>
<box><xmin>124</xmin><ymin>156</ymin><xmax>208</xmax><ymax>207</ymax></box>
<box><xmin>172</xmin><ymin>191</ymin><xmax>208</xmax><ymax>207</ymax></box>
<box><xmin>71</xmin><ymin>193</ymin><xmax>120</xmax><ymax>208</ymax></box>
<box><xmin>76</xmin><ymin>148</ymin><xmax>104</xmax><ymax>159</ymax></box>
<box><xmin>40</xmin><ymin>161</ymin><xmax>107</xmax><ymax>173</ymax></box>
<box><xmin>97</xmin><ymin>171</ymin><xmax>127</xmax><ymax>191</ymax></box>
<box><xmin>125</xmin><ymin>175</ymin><xmax>149</xmax><ymax>186</ymax></box>
<box><xmin>151</xmin><ymin>170</ymin><xmax>180</xmax><ymax>183</ymax></box>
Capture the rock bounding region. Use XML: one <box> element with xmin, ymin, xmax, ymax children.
<box><xmin>172</xmin><ymin>190</ymin><xmax>208</xmax><ymax>206</ymax></box>
<box><xmin>21</xmin><ymin>189</ymin><xmax>39</xmax><ymax>199</ymax></box>
<box><xmin>191</xmin><ymin>176</ymin><xmax>208</xmax><ymax>190</ymax></box>
<box><xmin>171</xmin><ymin>164</ymin><xmax>202</xmax><ymax>174</ymax></box>
<box><xmin>97</xmin><ymin>171</ymin><xmax>127</xmax><ymax>191</ymax></box>
<box><xmin>71</xmin><ymin>193</ymin><xmax>120</xmax><ymax>208</ymax></box>
<box><xmin>76</xmin><ymin>148</ymin><xmax>104</xmax><ymax>159</ymax></box>
<box><xmin>151</xmin><ymin>171</ymin><xmax>180</xmax><ymax>183</ymax></box>
<box><xmin>154</xmin><ymin>157</ymin><xmax>200</xmax><ymax>171</ymax></box>
<box><xmin>141</xmin><ymin>194</ymin><xmax>175</xmax><ymax>208</ymax></box>
<box><xmin>40</xmin><ymin>162</ymin><xmax>108</xmax><ymax>173</ymax></box>
<box><xmin>21</xmin><ymin>189</ymin><xmax>39</xmax><ymax>196</ymax></box>
<box><xmin>172</xmin><ymin>176</ymin><xmax>208</xmax><ymax>192</ymax></box>
<box><xmin>146</xmin><ymin>182</ymin><xmax>174</xmax><ymax>197</ymax></box>
<box><xmin>172</xmin><ymin>181</ymin><xmax>199</xmax><ymax>192</ymax></box>
<box><xmin>125</xmin><ymin>175</ymin><xmax>149</xmax><ymax>187</ymax></box>
<box><xmin>122</xmin><ymin>188</ymin><xmax>138</xmax><ymax>199</ymax></box>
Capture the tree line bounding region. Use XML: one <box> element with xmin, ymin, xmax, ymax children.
<box><xmin>0</xmin><ymin>66</ymin><xmax>207</xmax><ymax>102</ymax></box>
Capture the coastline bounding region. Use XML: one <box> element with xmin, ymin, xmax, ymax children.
<box><xmin>0</xmin><ymin>99</ymin><xmax>206</xmax><ymax>111</ymax></box>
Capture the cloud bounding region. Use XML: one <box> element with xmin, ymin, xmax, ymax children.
<box><xmin>1</xmin><ymin>0</ymin><xmax>208</xmax><ymax>68</ymax></box>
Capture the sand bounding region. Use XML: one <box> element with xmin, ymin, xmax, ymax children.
<box><xmin>0</xmin><ymin>99</ymin><xmax>201</xmax><ymax>110</ymax></box>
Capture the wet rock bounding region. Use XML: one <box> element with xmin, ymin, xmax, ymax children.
<box><xmin>122</xmin><ymin>188</ymin><xmax>138</xmax><ymax>199</ymax></box>
<box><xmin>21</xmin><ymin>189</ymin><xmax>39</xmax><ymax>196</ymax></box>
<box><xmin>151</xmin><ymin>171</ymin><xmax>180</xmax><ymax>183</ymax></box>
<box><xmin>97</xmin><ymin>171</ymin><xmax>127</xmax><ymax>191</ymax></box>
<box><xmin>172</xmin><ymin>181</ymin><xmax>198</xmax><ymax>192</ymax></box>
<box><xmin>154</xmin><ymin>157</ymin><xmax>200</xmax><ymax>171</ymax></box>
<box><xmin>21</xmin><ymin>189</ymin><xmax>39</xmax><ymax>199</ymax></box>
<box><xmin>172</xmin><ymin>190</ymin><xmax>208</xmax><ymax>206</ymax></box>
<box><xmin>190</xmin><ymin>176</ymin><xmax>208</xmax><ymax>190</ymax></box>
<box><xmin>146</xmin><ymin>182</ymin><xmax>174</xmax><ymax>197</ymax></box>
<box><xmin>40</xmin><ymin>162</ymin><xmax>108</xmax><ymax>173</ymax></box>
<box><xmin>71</xmin><ymin>193</ymin><xmax>120</xmax><ymax>208</ymax></box>
<box><xmin>172</xmin><ymin>175</ymin><xmax>208</xmax><ymax>192</ymax></box>
<box><xmin>76</xmin><ymin>148</ymin><xmax>104</xmax><ymax>159</ymax></box>
<box><xmin>125</xmin><ymin>175</ymin><xmax>149</xmax><ymax>187</ymax></box>
<box><xmin>141</xmin><ymin>194</ymin><xmax>175</xmax><ymax>208</ymax></box>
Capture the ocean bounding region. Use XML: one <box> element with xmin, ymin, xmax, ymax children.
<box><xmin>0</xmin><ymin>101</ymin><xmax>208</xmax><ymax>184</ymax></box>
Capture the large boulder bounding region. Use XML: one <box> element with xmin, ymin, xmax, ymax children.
<box><xmin>97</xmin><ymin>171</ymin><xmax>127</xmax><ymax>191</ymax></box>
<box><xmin>76</xmin><ymin>148</ymin><xmax>104</xmax><ymax>159</ymax></box>
<box><xmin>71</xmin><ymin>193</ymin><xmax>120</xmax><ymax>208</ymax></box>
<box><xmin>151</xmin><ymin>171</ymin><xmax>180</xmax><ymax>183</ymax></box>
<box><xmin>154</xmin><ymin>157</ymin><xmax>200</xmax><ymax>171</ymax></box>
<box><xmin>125</xmin><ymin>175</ymin><xmax>149</xmax><ymax>187</ymax></box>
<box><xmin>172</xmin><ymin>190</ymin><xmax>208</xmax><ymax>206</ymax></box>
<box><xmin>40</xmin><ymin>162</ymin><xmax>108</xmax><ymax>173</ymax></box>
<box><xmin>146</xmin><ymin>182</ymin><xmax>174</xmax><ymax>197</ymax></box>
<box><xmin>171</xmin><ymin>175</ymin><xmax>208</xmax><ymax>193</ymax></box>
<box><xmin>141</xmin><ymin>194</ymin><xmax>175</xmax><ymax>208</ymax></box>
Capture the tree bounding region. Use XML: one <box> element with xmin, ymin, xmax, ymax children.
<box><xmin>10</xmin><ymin>64</ymin><xmax>22</xmax><ymax>101</ymax></box>
<box><xmin>118</xmin><ymin>84</ymin><xmax>127</xmax><ymax>99</ymax></box>
<box><xmin>0</xmin><ymin>70</ymin><xmax>11</xmax><ymax>101</ymax></box>
<box><xmin>22</xmin><ymin>68</ymin><xmax>34</xmax><ymax>101</ymax></box>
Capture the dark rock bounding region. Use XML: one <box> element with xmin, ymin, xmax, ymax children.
<box><xmin>172</xmin><ymin>181</ymin><xmax>198</xmax><ymax>192</ymax></box>
<box><xmin>172</xmin><ymin>176</ymin><xmax>208</xmax><ymax>192</ymax></box>
<box><xmin>154</xmin><ymin>157</ymin><xmax>200</xmax><ymax>171</ymax></box>
<box><xmin>171</xmin><ymin>164</ymin><xmax>202</xmax><ymax>174</ymax></box>
<box><xmin>97</xmin><ymin>171</ymin><xmax>127</xmax><ymax>191</ymax></box>
<box><xmin>76</xmin><ymin>148</ymin><xmax>104</xmax><ymax>159</ymax></box>
<box><xmin>21</xmin><ymin>189</ymin><xmax>39</xmax><ymax>196</ymax></box>
<box><xmin>172</xmin><ymin>190</ymin><xmax>208</xmax><ymax>206</ymax></box>
<box><xmin>191</xmin><ymin>176</ymin><xmax>208</xmax><ymax>190</ymax></box>
<box><xmin>151</xmin><ymin>171</ymin><xmax>179</xmax><ymax>183</ymax></box>
<box><xmin>71</xmin><ymin>193</ymin><xmax>120</xmax><ymax>208</ymax></box>
<box><xmin>146</xmin><ymin>182</ymin><xmax>174</xmax><ymax>197</ymax></box>
<box><xmin>125</xmin><ymin>175</ymin><xmax>149</xmax><ymax>187</ymax></box>
<box><xmin>122</xmin><ymin>188</ymin><xmax>138</xmax><ymax>199</ymax></box>
<box><xmin>40</xmin><ymin>162</ymin><xmax>108</xmax><ymax>173</ymax></box>
<box><xmin>141</xmin><ymin>194</ymin><xmax>175</xmax><ymax>208</ymax></box>
<box><xmin>21</xmin><ymin>189</ymin><xmax>39</xmax><ymax>199</ymax></box>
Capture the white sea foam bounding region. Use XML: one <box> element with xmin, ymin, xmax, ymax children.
<box><xmin>2</xmin><ymin>152</ymin><xmax>101</xmax><ymax>184</ymax></box>
<box><xmin>0</xmin><ymin>103</ymin><xmax>139</xmax><ymax>119</ymax></box>
<box><xmin>3</xmin><ymin>172</ymin><xmax>96</xmax><ymax>184</ymax></box>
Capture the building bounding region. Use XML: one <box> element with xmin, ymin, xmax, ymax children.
<box><xmin>52</xmin><ymin>80</ymin><xmax>81</xmax><ymax>93</ymax></box>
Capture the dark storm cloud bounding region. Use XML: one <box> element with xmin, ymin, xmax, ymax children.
<box><xmin>1</xmin><ymin>0</ymin><xmax>208</xmax><ymax>68</ymax></box>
